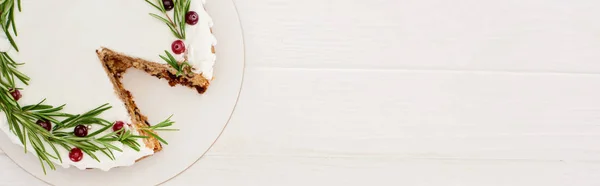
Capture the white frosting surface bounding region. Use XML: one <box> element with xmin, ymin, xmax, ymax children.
<box><xmin>0</xmin><ymin>0</ymin><xmax>215</xmax><ymax>171</ymax></box>
<box><xmin>176</xmin><ymin>0</ymin><xmax>218</xmax><ymax>80</ymax></box>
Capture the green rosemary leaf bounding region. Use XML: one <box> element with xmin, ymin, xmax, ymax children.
<box><xmin>56</xmin><ymin>142</ymin><xmax>70</xmax><ymax>152</ymax></box>
<box><xmin>21</xmin><ymin>99</ymin><xmax>49</xmax><ymax>111</ymax></box>
<box><xmin>185</xmin><ymin>0</ymin><xmax>191</xmax><ymax>12</ymax></box>
<box><xmin>144</xmin><ymin>0</ymin><xmax>161</xmax><ymax>11</ymax></box>
<box><xmin>10</xmin><ymin>114</ymin><xmax>25</xmax><ymax>144</ymax></box>
<box><xmin>47</xmin><ymin>141</ymin><xmax>62</xmax><ymax>163</ymax></box>
<box><xmin>149</xmin><ymin>13</ymin><xmax>171</xmax><ymax>26</ymax></box>
<box><xmin>119</xmin><ymin>129</ymin><xmax>132</xmax><ymax>141</ymax></box>
<box><xmin>3</xmin><ymin>27</ymin><xmax>17</xmax><ymax>51</ymax></box>
<box><xmin>1</xmin><ymin>1</ymin><xmax>11</xmax><ymax>22</ymax></box>
<box><xmin>87</xmin><ymin>124</ymin><xmax>113</xmax><ymax>137</ymax></box>
<box><xmin>60</xmin><ymin>114</ymin><xmax>79</xmax><ymax>125</ymax></box>
<box><xmin>156</xmin><ymin>0</ymin><xmax>166</xmax><ymax>12</ymax></box>
<box><xmin>97</xmin><ymin>137</ymin><xmax>118</xmax><ymax>142</ymax></box>
<box><xmin>99</xmin><ymin>141</ymin><xmax>121</xmax><ymax>152</ymax></box>
<box><xmin>77</xmin><ymin>117</ymin><xmax>107</xmax><ymax>126</ymax></box>
<box><xmin>2</xmin><ymin>52</ymin><xmax>25</xmax><ymax>67</ymax></box>
<box><xmin>173</xmin><ymin>2</ymin><xmax>181</xmax><ymax>34</ymax></box>
<box><xmin>122</xmin><ymin>140</ymin><xmax>140</xmax><ymax>151</ymax></box>
<box><xmin>51</xmin><ymin>111</ymin><xmax>73</xmax><ymax>117</ymax></box>
<box><xmin>165</xmin><ymin>50</ymin><xmax>178</xmax><ymax>67</ymax></box>
<box><xmin>30</xmin><ymin>104</ymin><xmax>58</xmax><ymax>111</ymax></box>
<box><xmin>161</xmin><ymin>50</ymin><xmax>180</xmax><ymax>69</ymax></box>
<box><xmin>86</xmin><ymin>104</ymin><xmax>112</xmax><ymax>116</ymax></box>
<box><xmin>181</xmin><ymin>0</ymin><xmax>191</xmax><ymax>39</ymax></box>
<box><xmin>64</xmin><ymin>139</ymin><xmax>96</xmax><ymax>150</ymax></box>
<box><xmin>107</xmin><ymin>147</ymin><xmax>115</xmax><ymax>159</ymax></box>
<box><xmin>167</xmin><ymin>23</ymin><xmax>183</xmax><ymax>39</ymax></box>
<box><xmin>159</xmin><ymin>54</ymin><xmax>172</xmax><ymax>66</ymax></box>
<box><xmin>128</xmin><ymin>135</ymin><xmax>149</xmax><ymax>139</ymax></box>
<box><xmin>98</xmin><ymin>148</ymin><xmax>114</xmax><ymax>160</ymax></box>
<box><xmin>60</xmin><ymin>104</ymin><xmax>111</xmax><ymax>128</ymax></box>
<box><xmin>1</xmin><ymin>65</ymin><xmax>14</xmax><ymax>86</ymax></box>
<box><xmin>34</xmin><ymin>105</ymin><xmax>67</xmax><ymax>113</ymax></box>
<box><xmin>9</xmin><ymin>4</ymin><xmax>15</xmax><ymax>37</ymax></box>
<box><xmin>83</xmin><ymin>141</ymin><xmax>114</xmax><ymax>160</ymax></box>
<box><xmin>63</xmin><ymin>136</ymin><xmax>93</xmax><ymax>142</ymax></box>
<box><xmin>21</xmin><ymin>124</ymin><xmax>26</xmax><ymax>152</ymax></box>
<box><xmin>143</xmin><ymin>130</ymin><xmax>168</xmax><ymax>145</ymax></box>
<box><xmin>80</xmin><ymin>148</ymin><xmax>100</xmax><ymax>162</ymax></box>
<box><xmin>43</xmin><ymin>150</ymin><xmax>58</xmax><ymax>160</ymax></box>
<box><xmin>27</xmin><ymin>130</ymin><xmax>46</xmax><ymax>152</ymax></box>
<box><xmin>35</xmin><ymin>149</ymin><xmax>48</xmax><ymax>175</ymax></box>
<box><xmin>50</xmin><ymin>132</ymin><xmax>70</xmax><ymax>137</ymax></box>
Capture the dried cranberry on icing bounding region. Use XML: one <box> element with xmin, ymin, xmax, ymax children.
<box><xmin>69</xmin><ymin>148</ymin><xmax>83</xmax><ymax>162</ymax></box>
<box><xmin>185</xmin><ymin>11</ymin><xmax>199</xmax><ymax>25</ymax></box>
<box><xmin>74</xmin><ymin>125</ymin><xmax>88</xmax><ymax>137</ymax></box>
<box><xmin>171</xmin><ymin>40</ymin><xmax>186</xmax><ymax>54</ymax></box>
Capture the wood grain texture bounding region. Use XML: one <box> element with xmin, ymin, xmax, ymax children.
<box><xmin>236</xmin><ymin>0</ymin><xmax>600</xmax><ymax>72</ymax></box>
<box><xmin>166</xmin><ymin>156</ymin><xmax>600</xmax><ymax>186</ymax></box>
<box><xmin>166</xmin><ymin>68</ymin><xmax>600</xmax><ymax>185</ymax></box>
<box><xmin>5</xmin><ymin>0</ymin><xmax>600</xmax><ymax>185</ymax></box>
<box><xmin>201</xmin><ymin>69</ymin><xmax>600</xmax><ymax>161</ymax></box>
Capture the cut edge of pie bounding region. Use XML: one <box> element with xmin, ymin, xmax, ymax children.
<box><xmin>96</xmin><ymin>47</ymin><xmax>211</xmax><ymax>156</ymax></box>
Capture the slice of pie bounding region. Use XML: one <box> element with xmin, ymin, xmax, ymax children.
<box><xmin>95</xmin><ymin>47</ymin><xmax>213</xmax><ymax>153</ymax></box>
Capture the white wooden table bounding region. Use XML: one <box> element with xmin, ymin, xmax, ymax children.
<box><xmin>4</xmin><ymin>0</ymin><xmax>600</xmax><ymax>185</ymax></box>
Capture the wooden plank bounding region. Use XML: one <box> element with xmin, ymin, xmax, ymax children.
<box><xmin>167</xmin><ymin>155</ymin><xmax>600</xmax><ymax>186</ymax></box>
<box><xmin>206</xmin><ymin>68</ymin><xmax>600</xmax><ymax>161</ymax></box>
<box><xmin>235</xmin><ymin>0</ymin><xmax>600</xmax><ymax>73</ymax></box>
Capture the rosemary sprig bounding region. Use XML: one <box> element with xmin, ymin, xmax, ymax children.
<box><xmin>159</xmin><ymin>50</ymin><xmax>191</xmax><ymax>77</ymax></box>
<box><xmin>0</xmin><ymin>0</ymin><xmax>20</xmax><ymax>51</ymax></box>
<box><xmin>0</xmin><ymin>0</ymin><xmax>177</xmax><ymax>174</ymax></box>
<box><xmin>145</xmin><ymin>0</ymin><xmax>191</xmax><ymax>40</ymax></box>
<box><xmin>140</xmin><ymin>115</ymin><xmax>179</xmax><ymax>145</ymax></box>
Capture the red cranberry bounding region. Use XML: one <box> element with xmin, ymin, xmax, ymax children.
<box><xmin>171</xmin><ymin>40</ymin><xmax>186</xmax><ymax>54</ymax></box>
<box><xmin>185</xmin><ymin>11</ymin><xmax>199</xmax><ymax>25</ymax></box>
<box><xmin>9</xmin><ymin>89</ymin><xmax>21</xmax><ymax>101</ymax></box>
<box><xmin>162</xmin><ymin>0</ymin><xmax>174</xmax><ymax>11</ymax></box>
<box><xmin>113</xmin><ymin>121</ymin><xmax>125</xmax><ymax>135</ymax></box>
<box><xmin>36</xmin><ymin>119</ymin><xmax>52</xmax><ymax>131</ymax></box>
<box><xmin>74</xmin><ymin>125</ymin><xmax>88</xmax><ymax>137</ymax></box>
<box><xmin>69</xmin><ymin>148</ymin><xmax>83</xmax><ymax>162</ymax></box>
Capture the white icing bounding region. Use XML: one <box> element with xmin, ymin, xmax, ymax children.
<box><xmin>177</xmin><ymin>0</ymin><xmax>217</xmax><ymax>80</ymax></box>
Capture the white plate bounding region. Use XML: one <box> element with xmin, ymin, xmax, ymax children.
<box><xmin>0</xmin><ymin>0</ymin><xmax>245</xmax><ymax>185</ymax></box>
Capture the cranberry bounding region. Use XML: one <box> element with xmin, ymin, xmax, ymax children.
<box><xmin>185</xmin><ymin>11</ymin><xmax>199</xmax><ymax>25</ymax></box>
<box><xmin>36</xmin><ymin>119</ymin><xmax>52</xmax><ymax>131</ymax></box>
<box><xmin>171</xmin><ymin>40</ymin><xmax>186</xmax><ymax>54</ymax></box>
<box><xmin>113</xmin><ymin>121</ymin><xmax>125</xmax><ymax>135</ymax></box>
<box><xmin>74</xmin><ymin>125</ymin><xmax>88</xmax><ymax>137</ymax></box>
<box><xmin>9</xmin><ymin>89</ymin><xmax>21</xmax><ymax>101</ymax></box>
<box><xmin>162</xmin><ymin>0</ymin><xmax>174</xmax><ymax>11</ymax></box>
<box><xmin>69</xmin><ymin>148</ymin><xmax>83</xmax><ymax>162</ymax></box>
